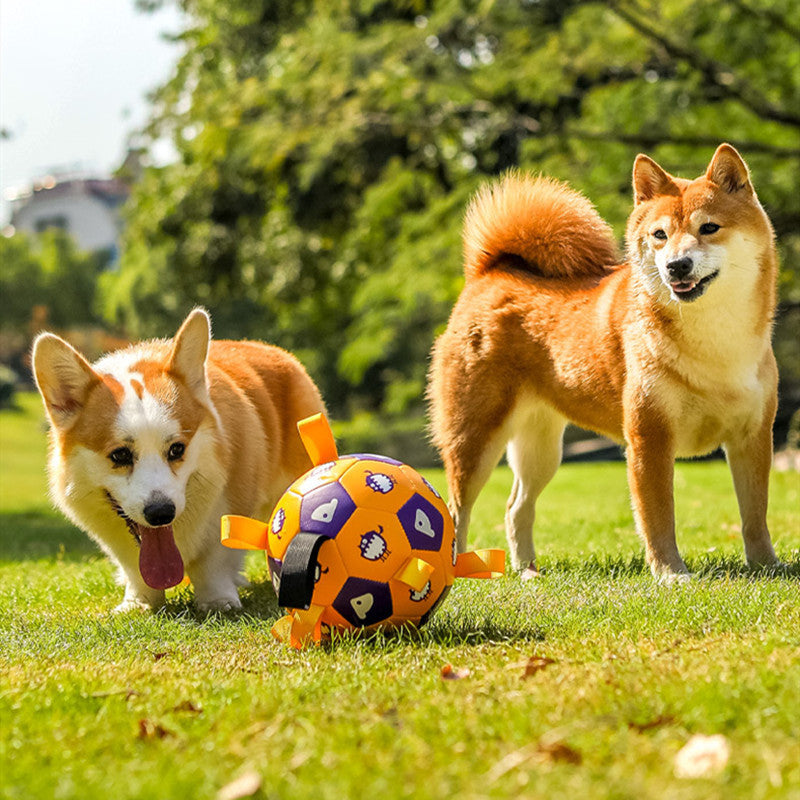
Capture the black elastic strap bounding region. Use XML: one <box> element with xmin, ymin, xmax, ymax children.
<box><xmin>277</xmin><ymin>532</ymin><xmax>328</xmax><ymax>610</ymax></box>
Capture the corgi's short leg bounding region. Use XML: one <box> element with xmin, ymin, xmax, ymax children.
<box><xmin>725</xmin><ymin>410</ymin><xmax>779</xmax><ymax>568</ymax></box>
<box><xmin>505</xmin><ymin>406</ymin><xmax>566</xmax><ymax>572</ymax></box>
<box><xmin>187</xmin><ymin>539</ymin><xmax>245</xmax><ymax>613</ymax></box>
<box><xmin>625</xmin><ymin>409</ymin><xmax>687</xmax><ymax>579</ymax></box>
<box><xmin>97</xmin><ymin>528</ymin><xmax>166</xmax><ymax>612</ymax></box>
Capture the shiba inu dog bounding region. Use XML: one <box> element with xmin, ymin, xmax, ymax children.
<box><xmin>33</xmin><ymin>309</ymin><xmax>325</xmax><ymax>611</ymax></box>
<box><xmin>429</xmin><ymin>144</ymin><xmax>780</xmax><ymax>580</ymax></box>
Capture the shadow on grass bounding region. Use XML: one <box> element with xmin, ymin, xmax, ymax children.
<box><xmin>0</xmin><ymin>512</ymin><xmax>98</xmax><ymax>561</ymax></box>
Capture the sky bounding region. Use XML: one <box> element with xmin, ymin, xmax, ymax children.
<box><xmin>0</xmin><ymin>0</ymin><xmax>184</xmax><ymax>223</ymax></box>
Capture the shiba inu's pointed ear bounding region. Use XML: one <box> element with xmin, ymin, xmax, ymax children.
<box><xmin>32</xmin><ymin>334</ymin><xmax>99</xmax><ymax>427</ymax></box>
<box><xmin>168</xmin><ymin>308</ymin><xmax>211</xmax><ymax>396</ymax></box>
<box><xmin>632</xmin><ymin>154</ymin><xmax>679</xmax><ymax>205</ymax></box>
<box><xmin>705</xmin><ymin>143</ymin><xmax>753</xmax><ymax>194</ymax></box>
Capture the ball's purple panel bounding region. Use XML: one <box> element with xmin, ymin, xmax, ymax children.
<box><xmin>332</xmin><ymin>577</ymin><xmax>393</xmax><ymax>627</ymax></box>
<box><xmin>346</xmin><ymin>453</ymin><xmax>404</xmax><ymax>467</ymax></box>
<box><xmin>299</xmin><ymin>482</ymin><xmax>356</xmax><ymax>537</ymax></box>
<box><xmin>397</xmin><ymin>494</ymin><xmax>444</xmax><ymax>551</ymax></box>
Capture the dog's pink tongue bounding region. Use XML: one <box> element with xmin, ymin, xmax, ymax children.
<box><xmin>138</xmin><ymin>525</ymin><xmax>184</xmax><ymax>589</ymax></box>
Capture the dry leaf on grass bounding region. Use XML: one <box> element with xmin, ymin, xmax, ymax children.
<box><xmin>522</xmin><ymin>656</ymin><xmax>556</xmax><ymax>679</ymax></box>
<box><xmin>674</xmin><ymin>734</ymin><xmax>730</xmax><ymax>778</ymax></box>
<box><xmin>627</xmin><ymin>715</ymin><xmax>675</xmax><ymax>733</ymax></box>
<box><xmin>487</xmin><ymin>739</ymin><xmax>582</xmax><ymax>782</ymax></box>
<box><xmin>216</xmin><ymin>770</ymin><xmax>262</xmax><ymax>800</ymax></box>
<box><xmin>534</xmin><ymin>740</ymin><xmax>582</xmax><ymax>765</ymax></box>
<box><xmin>137</xmin><ymin>719</ymin><xmax>172</xmax><ymax>740</ymax></box>
<box><xmin>441</xmin><ymin>664</ymin><xmax>471</xmax><ymax>680</ymax></box>
<box><xmin>172</xmin><ymin>700</ymin><xmax>203</xmax><ymax>714</ymax></box>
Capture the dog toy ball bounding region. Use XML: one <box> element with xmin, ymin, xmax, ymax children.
<box><xmin>221</xmin><ymin>413</ymin><xmax>504</xmax><ymax>648</ymax></box>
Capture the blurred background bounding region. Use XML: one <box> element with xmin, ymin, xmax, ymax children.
<box><xmin>2</xmin><ymin>0</ymin><xmax>798</xmax><ymax>463</ymax></box>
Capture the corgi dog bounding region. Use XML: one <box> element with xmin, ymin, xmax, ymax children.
<box><xmin>33</xmin><ymin>309</ymin><xmax>325</xmax><ymax>611</ymax></box>
<box><xmin>429</xmin><ymin>144</ymin><xmax>780</xmax><ymax>580</ymax></box>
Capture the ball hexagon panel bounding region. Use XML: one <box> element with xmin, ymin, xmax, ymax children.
<box><xmin>338</xmin><ymin>460</ymin><xmax>414</xmax><ymax>514</ymax></box>
<box><xmin>331</xmin><ymin>576</ymin><xmax>394</xmax><ymax>628</ymax></box>
<box><xmin>389</xmin><ymin>560</ymin><xmax>448</xmax><ymax>619</ymax></box>
<box><xmin>267</xmin><ymin>492</ymin><xmax>302</xmax><ymax>560</ymax></box>
<box><xmin>312</xmin><ymin>538</ymin><xmax>350</xmax><ymax>607</ymax></box>
<box><xmin>299</xmin><ymin>481</ymin><xmax>357</xmax><ymax>537</ymax></box>
<box><xmin>397</xmin><ymin>493</ymin><xmax>445</xmax><ymax>552</ymax></box>
<box><xmin>333</xmin><ymin>508</ymin><xmax>412</xmax><ymax>579</ymax></box>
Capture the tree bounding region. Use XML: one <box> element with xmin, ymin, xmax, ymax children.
<box><xmin>0</xmin><ymin>231</ymin><xmax>106</xmax><ymax>331</ymax></box>
<box><xmin>110</xmin><ymin>0</ymin><xmax>799</xmax><ymax>420</ymax></box>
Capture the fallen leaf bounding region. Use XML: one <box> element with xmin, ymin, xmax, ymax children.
<box><xmin>522</xmin><ymin>656</ymin><xmax>555</xmax><ymax>679</ymax></box>
<box><xmin>172</xmin><ymin>700</ymin><xmax>203</xmax><ymax>714</ymax></box>
<box><xmin>137</xmin><ymin>719</ymin><xmax>172</xmax><ymax>740</ymax></box>
<box><xmin>534</xmin><ymin>740</ymin><xmax>582</xmax><ymax>765</ymax></box>
<box><xmin>628</xmin><ymin>715</ymin><xmax>675</xmax><ymax>733</ymax></box>
<box><xmin>216</xmin><ymin>770</ymin><xmax>262</xmax><ymax>800</ymax></box>
<box><xmin>441</xmin><ymin>664</ymin><xmax>470</xmax><ymax>680</ymax></box>
<box><xmin>90</xmin><ymin>688</ymin><xmax>140</xmax><ymax>700</ymax></box>
<box><xmin>148</xmin><ymin>650</ymin><xmax>170</xmax><ymax>662</ymax></box>
<box><xmin>674</xmin><ymin>734</ymin><xmax>730</xmax><ymax>778</ymax></box>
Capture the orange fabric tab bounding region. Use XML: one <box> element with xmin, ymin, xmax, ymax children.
<box><xmin>220</xmin><ymin>515</ymin><xmax>268</xmax><ymax>550</ymax></box>
<box><xmin>297</xmin><ymin>413</ymin><xmax>339</xmax><ymax>466</ymax></box>
<box><xmin>454</xmin><ymin>549</ymin><xmax>506</xmax><ymax>579</ymax></box>
<box><xmin>288</xmin><ymin>605</ymin><xmax>325</xmax><ymax>649</ymax></box>
<box><xmin>394</xmin><ymin>556</ymin><xmax>435</xmax><ymax>592</ymax></box>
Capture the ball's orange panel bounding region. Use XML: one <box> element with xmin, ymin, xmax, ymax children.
<box><xmin>389</xmin><ymin>561</ymin><xmax>448</xmax><ymax>619</ymax></box>
<box><xmin>334</xmin><ymin>508</ymin><xmax>412</xmax><ymax>579</ymax></box>
<box><xmin>267</xmin><ymin>491</ymin><xmax>302</xmax><ymax>560</ymax></box>
<box><xmin>311</xmin><ymin>538</ymin><xmax>350</xmax><ymax>607</ymax></box>
<box><xmin>339</xmin><ymin>460</ymin><xmax>415</xmax><ymax>513</ymax></box>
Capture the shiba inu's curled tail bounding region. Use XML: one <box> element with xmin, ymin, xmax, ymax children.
<box><xmin>463</xmin><ymin>173</ymin><xmax>619</xmax><ymax>280</ymax></box>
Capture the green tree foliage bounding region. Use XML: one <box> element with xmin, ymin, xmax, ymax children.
<box><xmin>110</xmin><ymin>0</ymin><xmax>800</xmax><ymax>418</ymax></box>
<box><xmin>0</xmin><ymin>231</ymin><xmax>106</xmax><ymax>331</ymax></box>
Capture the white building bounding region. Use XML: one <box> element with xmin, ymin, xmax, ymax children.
<box><xmin>7</xmin><ymin>175</ymin><xmax>128</xmax><ymax>260</ymax></box>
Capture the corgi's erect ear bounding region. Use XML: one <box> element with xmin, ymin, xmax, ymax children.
<box><xmin>632</xmin><ymin>154</ymin><xmax>680</xmax><ymax>205</ymax></box>
<box><xmin>168</xmin><ymin>308</ymin><xmax>211</xmax><ymax>397</ymax></box>
<box><xmin>32</xmin><ymin>334</ymin><xmax>99</xmax><ymax>428</ymax></box>
<box><xmin>705</xmin><ymin>143</ymin><xmax>753</xmax><ymax>194</ymax></box>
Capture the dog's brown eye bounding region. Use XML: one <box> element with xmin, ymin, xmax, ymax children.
<box><xmin>168</xmin><ymin>442</ymin><xmax>185</xmax><ymax>461</ymax></box>
<box><xmin>699</xmin><ymin>222</ymin><xmax>720</xmax><ymax>235</ymax></box>
<box><xmin>652</xmin><ymin>229</ymin><xmax>668</xmax><ymax>240</ymax></box>
<box><xmin>109</xmin><ymin>447</ymin><xmax>134</xmax><ymax>467</ymax></box>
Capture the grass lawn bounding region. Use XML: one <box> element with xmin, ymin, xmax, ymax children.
<box><xmin>1</xmin><ymin>391</ymin><xmax>799</xmax><ymax>800</ymax></box>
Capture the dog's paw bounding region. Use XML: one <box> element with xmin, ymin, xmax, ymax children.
<box><xmin>196</xmin><ymin>596</ymin><xmax>242</xmax><ymax>614</ymax></box>
<box><xmin>520</xmin><ymin>564</ymin><xmax>542</xmax><ymax>581</ymax></box>
<box><xmin>113</xmin><ymin>598</ymin><xmax>160</xmax><ymax>614</ymax></box>
<box><xmin>656</xmin><ymin>571</ymin><xmax>693</xmax><ymax>586</ymax></box>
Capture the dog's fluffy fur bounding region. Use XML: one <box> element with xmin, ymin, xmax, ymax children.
<box><xmin>33</xmin><ymin>309</ymin><xmax>325</xmax><ymax>611</ymax></box>
<box><xmin>429</xmin><ymin>144</ymin><xmax>780</xmax><ymax>579</ymax></box>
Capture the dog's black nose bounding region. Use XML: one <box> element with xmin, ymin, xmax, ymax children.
<box><xmin>667</xmin><ymin>257</ymin><xmax>693</xmax><ymax>279</ymax></box>
<box><xmin>143</xmin><ymin>495</ymin><xmax>176</xmax><ymax>527</ymax></box>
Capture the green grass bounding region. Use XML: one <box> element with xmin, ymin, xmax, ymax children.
<box><xmin>1</xmin><ymin>392</ymin><xmax>799</xmax><ymax>800</ymax></box>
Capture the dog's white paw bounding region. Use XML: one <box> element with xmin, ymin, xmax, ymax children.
<box><xmin>520</xmin><ymin>564</ymin><xmax>541</xmax><ymax>581</ymax></box>
<box><xmin>657</xmin><ymin>571</ymin><xmax>693</xmax><ymax>586</ymax></box>
<box><xmin>196</xmin><ymin>595</ymin><xmax>242</xmax><ymax>614</ymax></box>
<box><xmin>113</xmin><ymin>598</ymin><xmax>161</xmax><ymax>614</ymax></box>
